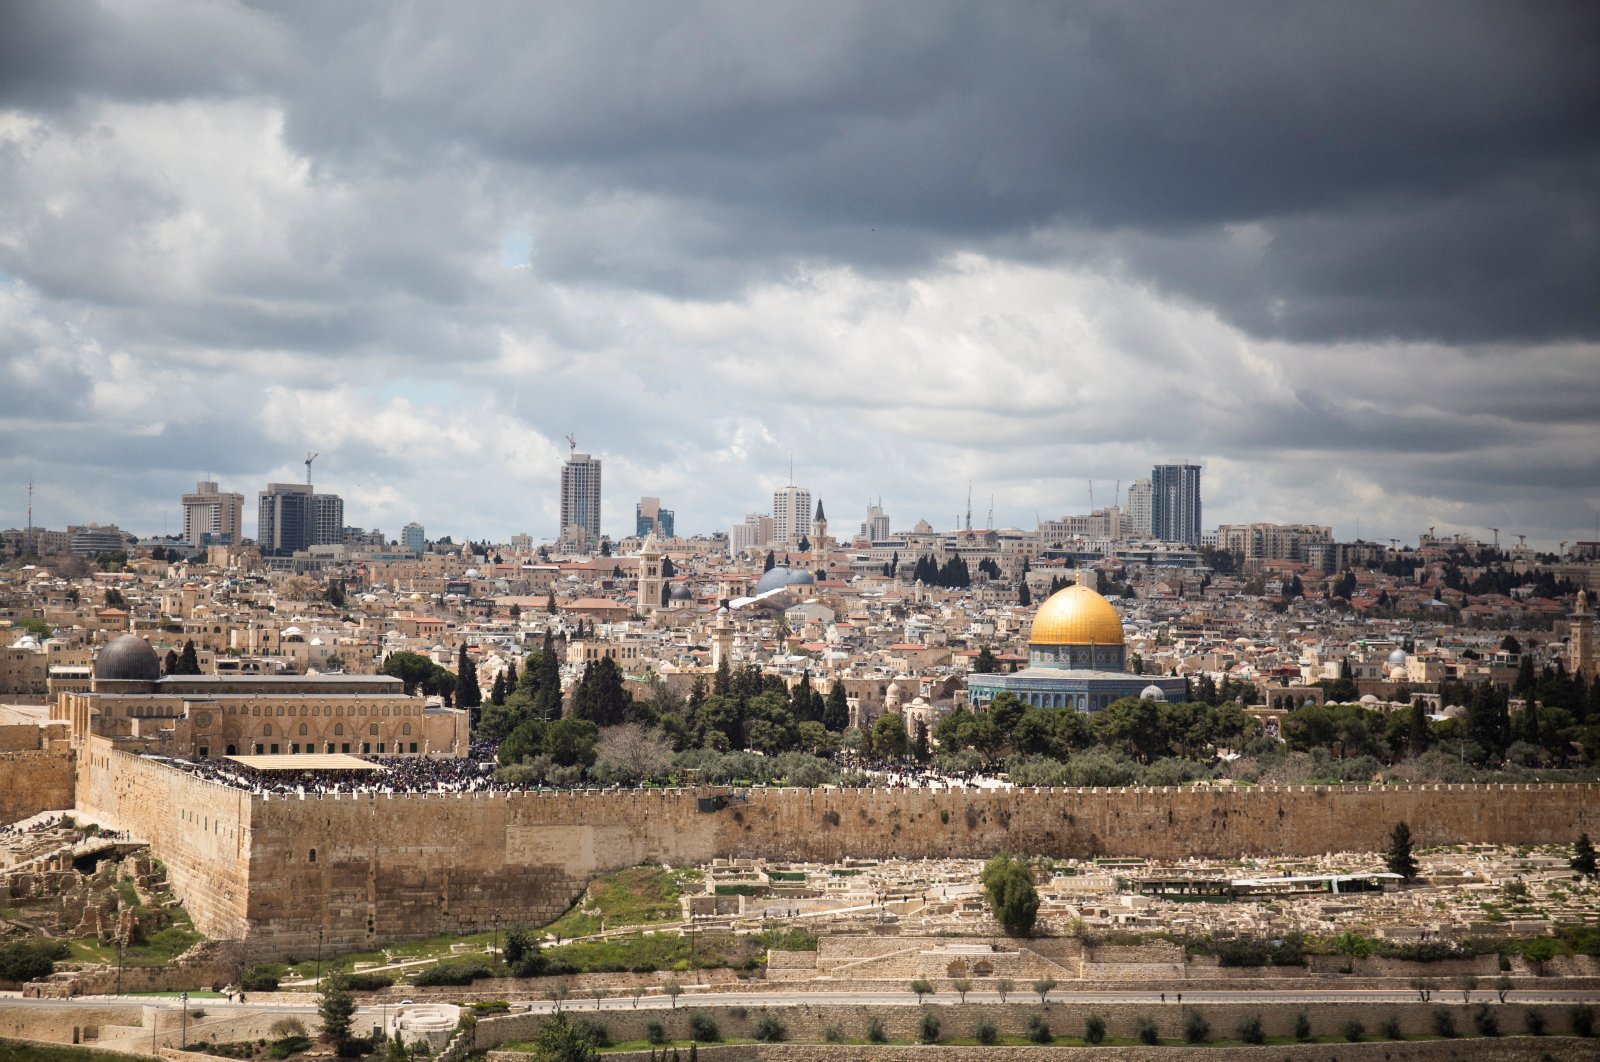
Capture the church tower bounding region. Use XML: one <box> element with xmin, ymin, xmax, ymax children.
<box><xmin>711</xmin><ymin>607</ymin><xmax>734</xmax><ymax>671</ymax></box>
<box><xmin>637</xmin><ymin>534</ymin><xmax>664</xmax><ymax>614</ymax></box>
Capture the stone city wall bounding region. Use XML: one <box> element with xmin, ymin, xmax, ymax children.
<box><xmin>74</xmin><ymin>740</ymin><xmax>254</xmax><ymax>941</ymax></box>
<box><xmin>0</xmin><ymin>747</ymin><xmax>75</xmax><ymax>824</ymax></box>
<box><xmin>75</xmin><ymin>754</ymin><xmax>1599</xmax><ymax>959</ymax></box>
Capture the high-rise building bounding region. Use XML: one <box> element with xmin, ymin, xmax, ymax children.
<box><xmin>772</xmin><ymin>485</ymin><xmax>812</xmax><ymax>547</ymax></box>
<box><xmin>1124</xmin><ymin>479</ymin><xmax>1152</xmax><ymax>538</ymax></box>
<box><xmin>729</xmin><ymin>514</ymin><xmax>774</xmax><ymax>558</ymax></box>
<box><xmin>560</xmin><ymin>452</ymin><xmax>603</xmax><ymax>543</ymax></box>
<box><xmin>68</xmin><ymin>524</ymin><xmax>130</xmax><ymax>556</ymax></box>
<box><xmin>257</xmin><ymin>483</ymin><xmax>344</xmax><ymax>555</ymax></box>
<box><xmin>1151</xmin><ymin>464</ymin><xmax>1202</xmax><ymax>545</ymax></box>
<box><xmin>401</xmin><ymin>522</ymin><xmax>426</xmax><ymax>554</ymax></box>
<box><xmin>312</xmin><ymin>494</ymin><xmax>344</xmax><ymax>547</ymax></box>
<box><xmin>635</xmin><ymin>497</ymin><xmax>675</xmax><ymax>538</ymax></box>
<box><xmin>862</xmin><ymin>501</ymin><xmax>891</xmax><ymax>543</ymax></box>
<box><xmin>181</xmin><ymin>480</ymin><xmax>244</xmax><ymax>546</ymax></box>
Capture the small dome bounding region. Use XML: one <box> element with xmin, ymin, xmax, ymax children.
<box><xmin>669</xmin><ymin>583</ymin><xmax>693</xmax><ymax>600</ymax></box>
<box><xmin>1386</xmin><ymin>648</ymin><xmax>1408</xmax><ymax>666</ymax></box>
<box><xmin>1141</xmin><ymin>684</ymin><xmax>1168</xmax><ymax>702</ymax></box>
<box><xmin>1360</xmin><ymin>693</ymin><xmax>1380</xmax><ymax>704</ymax></box>
<box><xmin>464</xmin><ymin>568</ymin><xmax>481</xmax><ymax>578</ymax></box>
<box><xmin>95</xmin><ymin>634</ymin><xmax>161</xmax><ymax>682</ymax></box>
<box><xmin>755</xmin><ymin>566</ymin><xmax>816</xmax><ymax>594</ymax></box>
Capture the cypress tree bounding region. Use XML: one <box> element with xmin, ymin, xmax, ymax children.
<box><xmin>822</xmin><ymin>680</ymin><xmax>849</xmax><ymax>731</ymax></box>
<box><xmin>1018</xmin><ymin>581</ymin><xmax>1031</xmax><ymax>606</ymax></box>
<box><xmin>456</xmin><ymin>644</ymin><xmax>482</xmax><ymax>711</ymax></box>
<box><xmin>1408</xmin><ymin>699</ymin><xmax>1432</xmax><ymax>757</ymax></box>
<box><xmin>489</xmin><ymin>671</ymin><xmax>506</xmax><ymax>706</ymax></box>
<box><xmin>179</xmin><ymin>639</ymin><xmax>201</xmax><ymax>675</ymax></box>
<box><xmin>1385</xmin><ymin>821</ymin><xmax>1419</xmax><ymax>883</ymax></box>
<box><xmin>163</xmin><ymin>649</ymin><xmax>179</xmax><ymax>676</ymax></box>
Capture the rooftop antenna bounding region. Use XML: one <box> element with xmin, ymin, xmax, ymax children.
<box><xmin>965</xmin><ymin>481</ymin><xmax>972</xmax><ymax>531</ymax></box>
<box><xmin>788</xmin><ymin>454</ymin><xmax>794</xmax><ymax>487</ymax></box>
<box><xmin>1115</xmin><ymin>479</ymin><xmax>1121</xmax><ymax>510</ymax></box>
<box><xmin>1088</xmin><ymin>479</ymin><xmax>1094</xmax><ymax>511</ymax></box>
<box><xmin>304</xmin><ymin>452</ymin><xmax>318</xmax><ymax>486</ymax></box>
<box><xmin>988</xmin><ymin>495</ymin><xmax>994</xmax><ymax>530</ymax></box>
<box><xmin>26</xmin><ymin>479</ymin><xmax>32</xmax><ymax>552</ymax></box>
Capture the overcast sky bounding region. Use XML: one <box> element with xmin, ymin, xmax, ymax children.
<box><xmin>1</xmin><ymin>2</ymin><xmax>1596</xmax><ymax>549</ymax></box>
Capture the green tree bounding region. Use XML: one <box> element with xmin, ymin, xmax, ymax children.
<box><xmin>869</xmin><ymin>713</ymin><xmax>908</xmax><ymax>759</ymax></box>
<box><xmin>909</xmin><ymin>977</ymin><xmax>933</xmax><ymax>1003</ymax></box>
<box><xmin>178</xmin><ymin>639</ymin><xmax>201</xmax><ymax>675</ymax></box>
<box><xmin>1385</xmin><ymin>821</ymin><xmax>1419</xmax><ymax>883</ymax></box>
<box><xmin>982</xmin><ymin>853</ymin><xmax>1040</xmax><ymax>936</ymax></box>
<box><xmin>974</xmin><ymin>647</ymin><xmax>999</xmax><ymax>674</ymax></box>
<box><xmin>316</xmin><ymin>971</ymin><xmax>356</xmax><ymax>1044</ymax></box>
<box><xmin>529</xmin><ymin>1012</ymin><xmax>597</xmax><ymax>1062</ymax></box>
<box><xmin>164</xmin><ymin>649</ymin><xmax>180</xmax><ymax>676</ymax></box>
<box><xmin>1408</xmin><ymin>698</ymin><xmax>1432</xmax><ymax>757</ymax></box>
<box><xmin>456</xmin><ymin>644</ymin><xmax>482</xmax><ymax>713</ymax></box>
<box><xmin>822</xmin><ymin>680</ymin><xmax>849</xmax><ymax>731</ymax></box>
<box><xmin>379</xmin><ymin>651</ymin><xmax>437</xmax><ymax>695</ymax></box>
<box><xmin>763</xmin><ymin>551</ymin><xmax>776</xmax><ymax>572</ymax></box>
<box><xmin>1572</xmin><ymin>832</ymin><xmax>1598</xmax><ymax>879</ymax></box>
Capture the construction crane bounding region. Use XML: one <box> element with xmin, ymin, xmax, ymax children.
<box><xmin>565</xmin><ymin>433</ymin><xmax>577</xmax><ymax>453</ymax></box>
<box><xmin>1488</xmin><ymin>527</ymin><xmax>1500</xmax><ymax>549</ymax></box>
<box><xmin>1560</xmin><ymin>540</ymin><xmax>1568</xmax><ymax>556</ymax></box>
<box><xmin>304</xmin><ymin>452</ymin><xmax>318</xmax><ymax>485</ymax></box>
<box><xmin>1515</xmin><ymin>533</ymin><xmax>1527</xmax><ymax>549</ymax></box>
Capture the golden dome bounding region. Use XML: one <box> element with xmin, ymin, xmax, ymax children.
<box><xmin>1029</xmin><ymin>584</ymin><xmax>1124</xmax><ymax>646</ymax></box>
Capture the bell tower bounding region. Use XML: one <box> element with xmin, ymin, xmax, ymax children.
<box><xmin>637</xmin><ymin>534</ymin><xmax>664</xmax><ymax>614</ymax></box>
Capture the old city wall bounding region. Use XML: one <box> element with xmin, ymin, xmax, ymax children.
<box><xmin>243</xmin><ymin>787</ymin><xmax>720</xmax><ymax>959</ymax></box>
<box><xmin>711</xmin><ymin>783</ymin><xmax>1597</xmax><ymax>861</ymax></box>
<box><xmin>74</xmin><ymin>740</ymin><xmax>253</xmax><ymax>941</ymax></box>
<box><xmin>236</xmin><ymin>782</ymin><xmax>1592</xmax><ymax>959</ymax></box>
<box><xmin>0</xmin><ymin>748</ymin><xmax>74</xmax><ymax>825</ymax></box>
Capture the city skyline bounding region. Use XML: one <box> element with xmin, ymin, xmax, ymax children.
<box><xmin>0</xmin><ymin>5</ymin><xmax>1595</xmax><ymax>548</ymax></box>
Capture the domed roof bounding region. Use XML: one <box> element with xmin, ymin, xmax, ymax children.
<box><xmin>755</xmin><ymin>566</ymin><xmax>816</xmax><ymax>594</ymax></box>
<box><xmin>668</xmin><ymin>583</ymin><xmax>693</xmax><ymax>600</ymax></box>
<box><xmin>1141</xmin><ymin>684</ymin><xmax>1168</xmax><ymax>702</ymax></box>
<box><xmin>1386</xmin><ymin>647</ymin><xmax>1408</xmax><ymax>666</ymax></box>
<box><xmin>1029</xmin><ymin>584</ymin><xmax>1124</xmax><ymax>647</ymax></box>
<box><xmin>94</xmin><ymin>634</ymin><xmax>161</xmax><ymax>682</ymax></box>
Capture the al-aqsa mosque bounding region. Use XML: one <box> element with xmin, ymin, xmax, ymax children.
<box><xmin>967</xmin><ymin>572</ymin><xmax>1185</xmax><ymax>712</ymax></box>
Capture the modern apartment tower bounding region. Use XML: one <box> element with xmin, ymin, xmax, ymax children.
<box><xmin>560</xmin><ymin>452</ymin><xmax>603</xmax><ymax>544</ymax></box>
<box><xmin>636</xmin><ymin>497</ymin><xmax>675</xmax><ymax>538</ymax></box>
<box><xmin>772</xmin><ymin>485</ymin><xmax>812</xmax><ymax>547</ymax></box>
<box><xmin>258</xmin><ymin>483</ymin><xmax>345</xmax><ymax>555</ymax></box>
<box><xmin>401</xmin><ymin>522</ymin><xmax>426</xmax><ymax>554</ymax></box>
<box><xmin>1150</xmin><ymin>463</ymin><xmax>1202</xmax><ymax>545</ymax></box>
<box><xmin>181</xmin><ymin>480</ymin><xmax>244</xmax><ymax>546</ymax></box>
<box><xmin>1123</xmin><ymin>478</ymin><xmax>1153</xmax><ymax>538</ymax></box>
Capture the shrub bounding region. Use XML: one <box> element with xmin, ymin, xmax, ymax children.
<box><xmin>341</xmin><ymin>972</ymin><xmax>395</xmax><ymax>991</ymax></box>
<box><xmin>1471</xmin><ymin>1004</ymin><xmax>1499</xmax><ymax>1037</ymax></box>
<box><xmin>268</xmin><ymin>1018</ymin><xmax>305</xmax><ymax>1039</ymax></box>
<box><xmin>1136</xmin><ymin>1015</ymin><xmax>1159</xmax><ymax>1045</ymax></box>
<box><xmin>1237</xmin><ymin>1014</ymin><xmax>1264</xmax><ymax>1044</ymax></box>
<box><xmin>0</xmin><ymin>940</ymin><xmax>68</xmax><ymax>984</ymax></box>
<box><xmin>753</xmin><ymin>1016</ymin><xmax>786</xmax><ymax>1043</ymax></box>
<box><xmin>1084</xmin><ymin>1012</ymin><xmax>1106</xmax><ymax>1045</ymax></box>
<box><xmin>1380</xmin><ymin>1014</ymin><xmax>1403</xmax><ymax>1040</ymax></box>
<box><xmin>1572</xmin><ymin>1006</ymin><xmax>1594</xmax><ymax>1037</ymax></box>
<box><xmin>975</xmin><ymin>1019</ymin><xmax>998</xmax><ymax>1045</ymax></box>
<box><xmin>645</xmin><ymin>1021</ymin><xmax>666</xmax><ymax>1045</ymax></box>
<box><xmin>1024</xmin><ymin>1012</ymin><xmax>1051</xmax><ymax>1044</ymax></box>
<box><xmin>1184</xmin><ymin>1010</ymin><xmax>1210</xmax><ymax>1044</ymax></box>
<box><xmin>1523</xmin><ymin>1008</ymin><xmax>1546</xmax><ymax>1035</ymax></box>
<box><xmin>414</xmin><ymin>956</ymin><xmax>494</xmax><ymax>986</ymax></box>
<box><xmin>267</xmin><ymin>1037</ymin><xmax>311</xmax><ymax>1060</ymax></box>
<box><xmin>823</xmin><ymin>1025</ymin><xmax>843</xmax><ymax>1043</ymax></box>
<box><xmin>687</xmin><ymin>1014</ymin><xmax>720</xmax><ymax>1042</ymax></box>
<box><xmin>1342</xmin><ymin>1018</ymin><xmax>1365</xmax><ymax>1042</ymax></box>
<box><xmin>1293</xmin><ymin>1010</ymin><xmax>1312</xmax><ymax>1041</ymax></box>
<box><xmin>865</xmin><ymin>1016</ymin><xmax>886</xmax><ymax>1043</ymax></box>
<box><xmin>576</xmin><ymin>1019</ymin><xmax>610</xmax><ymax>1048</ymax></box>
<box><xmin>919</xmin><ymin>1011</ymin><xmax>941</xmax><ymax>1044</ymax></box>
<box><xmin>1433</xmin><ymin>1007</ymin><xmax>1457</xmax><ymax>1037</ymax></box>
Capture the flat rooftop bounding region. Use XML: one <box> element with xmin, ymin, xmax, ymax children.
<box><xmin>225</xmin><ymin>753</ymin><xmax>385</xmax><ymax>772</ymax></box>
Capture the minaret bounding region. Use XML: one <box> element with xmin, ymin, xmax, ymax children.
<box><xmin>637</xmin><ymin>533</ymin><xmax>664</xmax><ymax>614</ymax></box>
<box><xmin>711</xmin><ymin>607</ymin><xmax>734</xmax><ymax>671</ymax></box>
<box><xmin>812</xmin><ymin>499</ymin><xmax>828</xmax><ymax>570</ymax></box>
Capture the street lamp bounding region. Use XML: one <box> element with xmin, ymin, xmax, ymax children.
<box><xmin>180</xmin><ymin>991</ymin><xmax>189</xmax><ymax>1048</ymax></box>
<box><xmin>316</xmin><ymin>926</ymin><xmax>324</xmax><ymax>991</ymax></box>
<box><xmin>493</xmin><ymin>912</ymin><xmax>500</xmax><ymax>958</ymax></box>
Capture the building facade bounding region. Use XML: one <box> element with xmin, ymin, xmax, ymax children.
<box><xmin>635</xmin><ymin>497</ymin><xmax>675</xmax><ymax>538</ymax></box>
<box><xmin>772</xmin><ymin>485</ymin><xmax>812</xmax><ymax>547</ymax></box>
<box><xmin>1151</xmin><ymin>463</ymin><xmax>1202</xmax><ymax>545</ymax></box>
<box><xmin>181</xmin><ymin>481</ymin><xmax>244</xmax><ymax>546</ymax></box>
<box><xmin>560</xmin><ymin>452</ymin><xmax>603</xmax><ymax>543</ymax></box>
<box><xmin>401</xmin><ymin>522</ymin><xmax>426</xmax><ymax>554</ymax></box>
<box><xmin>1124</xmin><ymin>479</ymin><xmax>1152</xmax><ymax>537</ymax></box>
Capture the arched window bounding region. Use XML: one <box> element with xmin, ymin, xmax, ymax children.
<box><xmin>369</xmin><ymin>724</ymin><xmax>379</xmax><ymax>736</ymax></box>
<box><xmin>334</xmin><ymin>723</ymin><xmax>344</xmax><ymax>736</ymax></box>
<box><xmin>299</xmin><ymin>723</ymin><xmax>309</xmax><ymax>736</ymax></box>
<box><xmin>225</xmin><ymin>744</ymin><xmax>236</xmax><ymax>756</ymax></box>
<box><xmin>308</xmin><ymin>849</ymin><xmax>316</xmax><ymax>863</ymax></box>
<box><xmin>402</xmin><ymin>722</ymin><xmax>412</xmax><ymax>736</ymax></box>
<box><xmin>263</xmin><ymin>723</ymin><xmax>272</xmax><ymax>736</ymax></box>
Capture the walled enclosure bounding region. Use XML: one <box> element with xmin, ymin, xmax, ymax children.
<box><xmin>0</xmin><ymin>749</ymin><xmax>74</xmax><ymax>825</ymax></box>
<box><xmin>67</xmin><ymin>752</ymin><xmax>1596</xmax><ymax>961</ymax></box>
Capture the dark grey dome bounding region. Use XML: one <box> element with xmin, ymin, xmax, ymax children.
<box><xmin>95</xmin><ymin>634</ymin><xmax>161</xmax><ymax>682</ymax></box>
<box><xmin>755</xmin><ymin>567</ymin><xmax>816</xmax><ymax>594</ymax></box>
<box><xmin>669</xmin><ymin>583</ymin><xmax>693</xmax><ymax>600</ymax></box>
